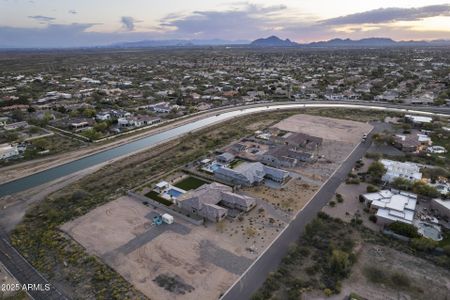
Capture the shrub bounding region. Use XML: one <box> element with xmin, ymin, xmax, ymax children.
<box><xmin>323</xmin><ymin>288</ymin><xmax>333</xmax><ymax>297</ymax></box>
<box><xmin>369</xmin><ymin>215</ymin><xmax>377</xmax><ymax>223</ymax></box>
<box><xmin>390</xmin><ymin>272</ymin><xmax>410</xmax><ymax>287</ymax></box>
<box><xmin>366</xmin><ymin>185</ymin><xmax>379</xmax><ymax>193</ymax></box>
<box><xmin>412</xmin><ymin>181</ymin><xmax>440</xmax><ymax>198</ymax></box>
<box><xmin>329</xmin><ymin>201</ymin><xmax>336</xmax><ymax>207</ymax></box>
<box><xmin>364</xmin><ymin>266</ymin><xmax>387</xmax><ymax>284</ymax></box>
<box><xmin>367</xmin><ymin>161</ymin><xmax>386</xmax><ymax>184</ymax></box>
<box><xmin>336</xmin><ymin>194</ymin><xmax>344</xmax><ymax>203</ymax></box>
<box><xmin>391</xmin><ymin>177</ymin><xmax>412</xmax><ymax>191</ymax></box>
<box><xmin>411</xmin><ymin>237</ymin><xmax>438</xmax><ymax>251</ymax></box>
<box><xmin>346</xmin><ymin>178</ymin><xmax>360</xmax><ymax>184</ymax></box>
<box><xmin>388</xmin><ymin>221</ymin><xmax>420</xmax><ymax>238</ymax></box>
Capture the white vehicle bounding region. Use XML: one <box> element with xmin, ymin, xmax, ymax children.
<box><xmin>362</xmin><ymin>133</ymin><xmax>368</xmax><ymax>142</ymax></box>
<box><xmin>162</xmin><ymin>213</ymin><xmax>174</xmax><ymax>224</ymax></box>
<box><xmin>427</xmin><ymin>146</ymin><xmax>447</xmax><ymax>154</ymax></box>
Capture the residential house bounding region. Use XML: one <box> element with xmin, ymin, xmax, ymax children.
<box><xmin>405</xmin><ymin>115</ymin><xmax>432</xmax><ymax>125</ymax></box>
<box><xmin>118</xmin><ymin>115</ymin><xmax>161</xmax><ymax>127</ymax></box>
<box><xmin>4</xmin><ymin>121</ymin><xmax>29</xmax><ymax>131</ymax></box>
<box><xmin>393</xmin><ymin>131</ymin><xmax>432</xmax><ymax>152</ymax></box>
<box><xmin>0</xmin><ymin>144</ymin><xmax>19</xmax><ymax>160</ymax></box>
<box><xmin>381</xmin><ymin>159</ymin><xmax>422</xmax><ymax>182</ymax></box>
<box><xmin>270</xmin><ymin>132</ymin><xmax>322</xmax><ymax>151</ymax></box>
<box><xmin>261</xmin><ymin>145</ymin><xmax>314</xmax><ymax>168</ymax></box>
<box><xmin>177</xmin><ymin>182</ymin><xmax>256</xmax><ymax>222</ymax></box>
<box><xmin>214</xmin><ymin>162</ymin><xmax>289</xmax><ymax>186</ymax></box>
<box><xmin>216</xmin><ymin>152</ymin><xmax>235</xmax><ymax>164</ymax></box>
<box><xmin>362</xmin><ymin>189</ymin><xmax>417</xmax><ymax>225</ymax></box>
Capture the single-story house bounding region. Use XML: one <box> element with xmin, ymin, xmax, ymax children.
<box><xmin>380</xmin><ymin>159</ymin><xmax>422</xmax><ymax>182</ymax></box>
<box><xmin>216</xmin><ymin>152</ymin><xmax>235</xmax><ymax>164</ymax></box>
<box><xmin>362</xmin><ymin>189</ymin><xmax>417</xmax><ymax>225</ymax></box>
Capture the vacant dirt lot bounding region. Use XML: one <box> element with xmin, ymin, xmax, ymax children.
<box><xmin>242</xmin><ymin>177</ymin><xmax>319</xmax><ymax>213</ymax></box>
<box><xmin>273</xmin><ymin>114</ymin><xmax>372</xmax><ymax>144</ymax></box>
<box><xmin>61</xmin><ymin>196</ymin><xmax>287</xmax><ymax>300</ymax></box>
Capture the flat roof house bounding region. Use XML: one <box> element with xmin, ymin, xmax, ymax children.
<box><xmin>214</xmin><ymin>162</ymin><xmax>289</xmax><ymax>186</ymax></box>
<box><xmin>380</xmin><ymin>159</ymin><xmax>422</xmax><ymax>182</ymax></box>
<box><xmin>177</xmin><ymin>182</ymin><xmax>256</xmax><ymax>222</ymax></box>
<box><xmin>216</xmin><ymin>152</ymin><xmax>235</xmax><ymax>164</ymax></box>
<box><xmin>270</xmin><ymin>132</ymin><xmax>322</xmax><ymax>151</ymax></box>
<box><xmin>362</xmin><ymin>189</ymin><xmax>417</xmax><ymax>225</ymax></box>
<box><xmin>0</xmin><ymin>144</ymin><xmax>19</xmax><ymax>160</ymax></box>
<box><xmin>261</xmin><ymin>145</ymin><xmax>313</xmax><ymax>168</ymax></box>
<box><xmin>405</xmin><ymin>114</ymin><xmax>432</xmax><ymax>125</ymax></box>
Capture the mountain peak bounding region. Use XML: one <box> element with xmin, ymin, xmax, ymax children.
<box><xmin>250</xmin><ymin>36</ymin><xmax>297</xmax><ymax>47</ymax></box>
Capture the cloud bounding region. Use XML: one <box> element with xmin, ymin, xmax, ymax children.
<box><xmin>160</xmin><ymin>3</ymin><xmax>292</xmax><ymax>39</ymax></box>
<box><xmin>322</xmin><ymin>4</ymin><xmax>450</xmax><ymax>25</ymax></box>
<box><xmin>68</xmin><ymin>10</ymin><xmax>77</xmax><ymax>15</ymax></box>
<box><xmin>28</xmin><ymin>15</ymin><xmax>55</xmax><ymax>22</ymax></box>
<box><xmin>0</xmin><ymin>22</ymin><xmax>165</xmax><ymax>48</ymax></box>
<box><xmin>121</xmin><ymin>16</ymin><xmax>141</xmax><ymax>31</ymax></box>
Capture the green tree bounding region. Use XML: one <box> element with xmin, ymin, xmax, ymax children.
<box><xmin>329</xmin><ymin>249</ymin><xmax>351</xmax><ymax>277</ymax></box>
<box><xmin>412</xmin><ymin>181</ymin><xmax>440</xmax><ymax>198</ymax></box>
<box><xmin>368</xmin><ymin>161</ymin><xmax>386</xmax><ymax>183</ymax></box>
<box><xmin>391</xmin><ymin>177</ymin><xmax>413</xmax><ymax>191</ymax></box>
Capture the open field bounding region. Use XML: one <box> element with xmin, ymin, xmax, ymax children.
<box><xmin>62</xmin><ymin>196</ymin><xmax>288</xmax><ymax>300</ymax></box>
<box><xmin>273</xmin><ymin>114</ymin><xmax>373</xmax><ymax>143</ymax></box>
<box><xmin>242</xmin><ymin>177</ymin><xmax>319</xmax><ymax>212</ymax></box>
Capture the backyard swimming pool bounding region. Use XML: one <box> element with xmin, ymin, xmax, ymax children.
<box><xmin>210</xmin><ymin>163</ymin><xmax>223</xmax><ymax>172</ymax></box>
<box><xmin>167</xmin><ymin>188</ymin><xmax>184</xmax><ymax>198</ymax></box>
<box><xmin>417</xmin><ymin>222</ymin><xmax>443</xmax><ymax>241</ymax></box>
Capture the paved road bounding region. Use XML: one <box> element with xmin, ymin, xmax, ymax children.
<box><xmin>0</xmin><ymin>229</ymin><xmax>67</xmax><ymax>300</ymax></box>
<box><xmin>221</xmin><ymin>122</ymin><xmax>384</xmax><ymax>300</ymax></box>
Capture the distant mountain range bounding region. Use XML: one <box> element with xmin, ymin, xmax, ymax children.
<box><xmin>110</xmin><ymin>35</ymin><xmax>450</xmax><ymax>49</ymax></box>
<box><xmin>249</xmin><ymin>35</ymin><xmax>450</xmax><ymax>48</ymax></box>
<box><xmin>112</xmin><ymin>39</ymin><xmax>250</xmax><ymax>48</ymax></box>
<box><xmin>250</xmin><ymin>36</ymin><xmax>450</xmax><ymax>48</ymax></box>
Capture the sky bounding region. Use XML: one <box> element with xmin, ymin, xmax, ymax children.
<box><xmin>0</xmin><ymin>0</ymin><xmax>449</xmax><ymax>48</ymax></box>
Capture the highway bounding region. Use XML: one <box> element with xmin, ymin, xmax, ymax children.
<box><xmin>221</xmin><ymin>122</ymin><xmax>384</xmax><ymax>300</ymax></box>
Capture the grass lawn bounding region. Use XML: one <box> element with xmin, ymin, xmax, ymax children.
<box><xmin>229</xmin><ymin>159</ymin><xmax>244</xmax><ymax>169</ymax></box>
<box><xmin>174</xmin><ymin>176</ymin><xmax>208</xmax><ymax>190</ymax></box>
<box><xmin>144</xmin><ymin>191</ymin><xmax>173</xmax><ymax>206</ymax></box>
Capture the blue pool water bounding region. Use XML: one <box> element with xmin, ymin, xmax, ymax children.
<box><xmin>167</xmin><ymin>188</ymin><xmax>183</xmax><ymax>197</ymax></box>
<box><xmin>210</xmin><ymin>163</ymin><xmax>222</xmax><ymax>172</ymax></box>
